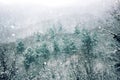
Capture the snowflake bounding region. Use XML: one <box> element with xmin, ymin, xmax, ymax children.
<box><xmin>12</xmin><ymin>33</ymin><xmax>15</xmax><ymax>37</ymax></box>
<box><xmin>10</xmin><ymin>25</ymin><xmax>15</xmax><ymax>29</ymax></box>
<box><xmin>98</xmin><ymin>26</ymin><xmax>102</xmax><ymax>29</ymax></box>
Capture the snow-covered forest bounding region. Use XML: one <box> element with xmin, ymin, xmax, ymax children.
<box><xmin>0</xmin><ymin>0</ymin><xmax>120</xmax><ymax>80</ymax></box>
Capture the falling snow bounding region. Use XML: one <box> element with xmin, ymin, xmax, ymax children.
<box><xmin>0</xmin><ymin>0</ymin><xmax>120</xmax><ymax>80</ymax></box>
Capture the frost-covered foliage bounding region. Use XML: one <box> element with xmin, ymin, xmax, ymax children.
<box><xmin>0</xmin><ymin>24</ymin><xmax>120</xmax><ymax>80</ymax></box>
<box><xmin>1</xmin><ymin>1</ymin><xmax>120</xmax><ymax>80</ymax></box>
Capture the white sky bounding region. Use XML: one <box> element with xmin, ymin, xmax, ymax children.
<box><xmin>0</xmin><ymin>0</ymin><xmax>102</xmax><ymax>7</ymax></box>
<box><xmin>0</xmin><ymin>0</ymin><xmax>113</xmax><ymax>43</ymax></box>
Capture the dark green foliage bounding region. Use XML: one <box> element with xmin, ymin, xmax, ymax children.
<box><xmin>35</xmin><ymin>46</ymin><xmax>42</xmax><ymax>54</ymax></box>
<box><xmin>49</xmin><ymin>27</ymin><xmax>56</xmax><ymax>39</ymax></box>
<box><xmin>113</xmin><ymin>33</ymin><xmax>120</xmax><ymax>43</ymax></box>
<box><xmin>16</xmin><ymin>41</ymin><xmax>25</xmax><ymax>54</ymax></box>
<box><xmin>69</xmin><ymin>42</ymin><xmax>78</xmax><ymax>53</ymax></box>
<box><xmin>63</xmin><ymin>38</ymin><xmax>77</xmax><ymax>54</ymax></box>
<box><xmin>81</xmin><ymin>30</ymin><xmax>97</xmax><ymax>53</ymax></box>
<box><xmin>53</xmin><ymin>40</ymin><xmax>60</xmax><ymax>55</ymax></box>
<box><xmin>23</xmin><ymin>43</ymin><xmax>50</xmax><ymax>71</ymax></box>
<box><xmin>113</xmin><ymin>34</ymin><xmax>120</xmax><ymax>76</ymax></box>
<box><xmin>40</xmin><ymin>44</ymin><xmax>49</xmax><ymax>54</ymax></box>
<box><xmin>24</xmin><ymin>59</ymin><xmax>30</xmax><ymax>71</ymax></box>
<box><xmin>80</xmin><ymin>29</ymin><xmax>98</xmax><ymax>80</ymax></box>
<box><xmin>39</xmin><ymin>43</ymin><xmax>50</xmax><ymax>59</ymax></box>
<box><xmin>81</xmin><ymin>29</ymin><xmax>97</xmax><ymax>55</ymax></box>
<box><xmin>24</xmin><ymin>48</ymin><xmax>35</xmax><ymax>71</ymax></box>
<box><xmin>52</xmin><ymin>74</ymin><xmax>55</xmax><ymax>79</ymax></box>
<box><xmin>35</xmin><ymin>43</ymin><xmax>50</xmax><ymax>59</ymax></box>
<box><xmin>64</xmin><ymin>42</ymin><xmax>77</xmax><ymax>54</ymax></box>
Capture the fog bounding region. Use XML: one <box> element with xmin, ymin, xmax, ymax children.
<box><xmin>1</xmin><ymin>1</ymin><xmax>120</xmax><ymax>80</ymax></box>
<box><xmin>0</xmin><ymin>0</ymin><xmax>114</xmax><ymax>43</ymax></box>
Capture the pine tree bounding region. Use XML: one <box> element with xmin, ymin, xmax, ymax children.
<box><xmin>63</xmin><ymin>38</ymin><xmax>77</xmax><ymax>54</ymax></box>
<box><xmin>53</xmin><ymin>40</ymin><xmax>60</xmax><ymax>56</ymax></box>
<box><xmin>80</xmin><ymin>29</ymin><xmax>97</xmax><ymax>80</ymax></box>
<box><xmin>16</xmin><ymin>41</ymin><xmax>25</xmax><ymax>54</ymax></box>
<box><xmin>24</xmin><ymin>48</ymin><xmax>35</xmax><ymax>71</ymax></box>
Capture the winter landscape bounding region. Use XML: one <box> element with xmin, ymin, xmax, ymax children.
<box><xmin>0</xmin><ymin>0</ymin><xmax>120</xmax><ymax>80</ymax></box>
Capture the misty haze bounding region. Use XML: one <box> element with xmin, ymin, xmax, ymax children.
<box><xmin>0</xmin><ymin>0</ymin><xmax>120</xmax><ymax>80</ymax></box>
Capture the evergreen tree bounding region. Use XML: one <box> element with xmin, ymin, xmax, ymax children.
<box><xmin>16</xmin><ymin>41</ymin><xmax>25</xmax><ymax>54</ymax></box>
<box><xmin>24</xmin><ymin>48</ymin><xmax>35</xmax><ymax>71</ymax></box>
<box><xmin>53</xmin><ymin>40</ymin><xmax>60</xmax><ymax>56</ymax></box>
<box><xmin>35</xmin><ymin>43</ymin><xmax>50</xmax><ymax>59</ymax></box>
<box><xmin>63</xmin><ymin>38</ymin><xmax>77</xmax><ymax>54</ymax></box>
<box><xmin>80</xmin><ymin>29</ymin><xmax>97</xmax><ymax>80</ymax></box>
<box><xmin>41</xmin><ymin>43</ymin><xmax>50</xmax><ymax>59</ymax></box>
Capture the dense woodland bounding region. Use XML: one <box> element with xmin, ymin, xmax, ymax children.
<box><xmin>0</xmin><ymin>0</ymin><xmax>120</xmax><ymax>80</ymax></box>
